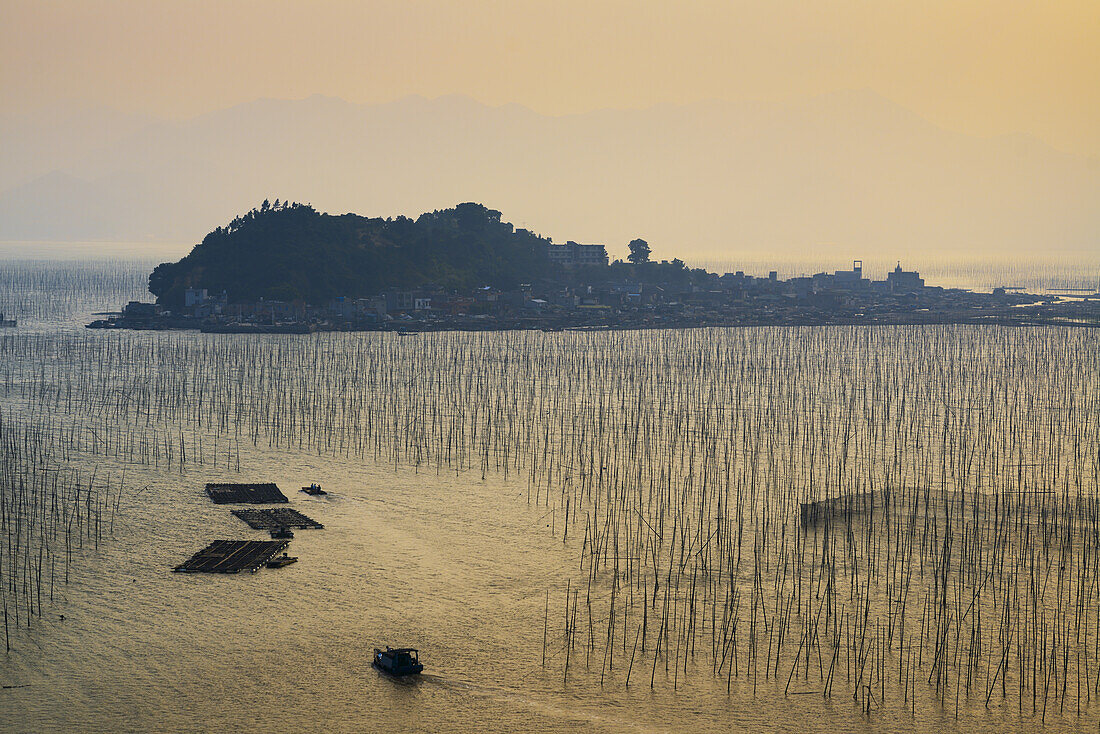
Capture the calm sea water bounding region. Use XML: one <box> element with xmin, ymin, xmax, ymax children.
<box><xmin>0</xmin><ymin>257</ymin><xmax>1097</xmax><ymax>733</ymax></box>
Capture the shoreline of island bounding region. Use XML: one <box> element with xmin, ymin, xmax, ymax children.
<box><xmin>88</xmin><ymin>287</ymin><xmax>1100</xmax><ymax>334</ymax></box>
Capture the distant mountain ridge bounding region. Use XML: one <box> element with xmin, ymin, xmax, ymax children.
<box><xmin>147</xmin><ymin>201</ymin><xmax>556</xmax><ymax>307</ymax></box>
<box><xmin>1</xmin><ymin>92</ymin><xmax>1097</xmax><ymax>258</ymax></box>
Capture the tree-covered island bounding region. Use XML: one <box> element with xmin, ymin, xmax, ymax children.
<box><xmin>90</xmin><ymin>202</ymin><xmax>1098</xmax><ymax>333</ymax></box>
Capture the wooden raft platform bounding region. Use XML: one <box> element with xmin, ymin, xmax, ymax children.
<box><xmin>205</xmin><ymin>482</ymin><xmax>289</xmax><ymax>504</ymax></box>
<box><xmin>174</xmin><ymin>540</ymin><xmax>290</xmax><ymax>573</ymax></box>
<box><xmin>231</xmin><ymin>508</ymin><xmax>325</xmax><ymax>530</ymax></box>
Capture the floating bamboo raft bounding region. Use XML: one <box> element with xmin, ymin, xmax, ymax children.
<box><xmin>231</xmin><ymin>508</ymin><xmax>324</xmax><ymax>530</ymax></box>
<box><xmin>801</xmin><ymin>488</ymin><xmax>1085</xmax><ymax>528</ymax></box>
<box><xmin>800</xmin><ymin>490</ymin><xmax>885</xmax><ymax>527</ymax></box>
<box><xmin>205</xmin><ymin>482</ymin><xmax>288</xmax><ymax>504</ymax></box>
<box><xmin>173</xmin><ymin>540</ymin><xmax>290</xmax><ymax>573</ymax></box>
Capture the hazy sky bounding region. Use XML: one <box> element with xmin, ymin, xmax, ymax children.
<box><xmin>3</xmin><ymin>0</ymin><xmax>1098</xmax><ymax>158</ymax></box>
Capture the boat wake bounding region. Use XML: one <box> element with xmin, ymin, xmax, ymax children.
<box><xmin>414</xmin><ymin>674</ymin><xmax>658</xmax><ymax>732</ymax></box>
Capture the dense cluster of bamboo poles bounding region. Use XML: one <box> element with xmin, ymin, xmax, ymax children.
<box><xmin>0</xmin><ymin>324</ymin><xmax>1096</xmax><ymax>719</ymax></box>
<box><xmin>0</xmin><ymin>416</ymin><xmax>123</xmax><ymax>650</ymax></box>
<box><xmin>0</xmin><ymin>259</ymin><xmax>151</xmax><ymax>325</ymax></box>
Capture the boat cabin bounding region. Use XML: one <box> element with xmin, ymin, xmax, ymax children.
<box><xmin>373</xmin><ymin>647</ymin><xmax>423</xmax><ymax>675</ymax></box>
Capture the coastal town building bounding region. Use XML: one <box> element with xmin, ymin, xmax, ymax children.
<box><xmin>183</xmin><ymin>287</ymin><xmax>227</xmax><ymax>317</ymax></box>
<box><xmin>184</xmin><ymin>288</ymin><xmax>208</xmax><ymax>307</ymax></box>
<box><xmin>812</xmin><ymin>260</ymin><xmax>869</xmax><ymax>292</ymax></box>
<box><xmin>887</xmin><ymin>263</ymin><xmax>925</xmax><ymax>293</ymax></box>
<box><xmin>547</xmin><ymin>241</ymin><xmax>609</xmax><ymax>268</ymax></box>
<box><xmin>382</xmin><ymin>291</ymin><xmax>415</xmax><ymax>312</ymax></box>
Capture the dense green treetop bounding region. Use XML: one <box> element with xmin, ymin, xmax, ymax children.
<box><xmin>148</xmin><ymin>201</ymin><xmax>560</xmax><ymax>307</ymax></box>
<box><xmin>627</xmin><ymin>238</ymin><xmax>651</xmax><ymax>264</ymax></box>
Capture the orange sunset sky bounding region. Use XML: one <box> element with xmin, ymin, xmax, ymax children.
<box><xmin>1</xmin><ymin>1</ymin><xmax>1097</xmax><ymax>257</ymax></box>
<box><xmin>3</xmin><ymin>0</ymin><xmax>1097</xmax><ymax>157</ymax></box>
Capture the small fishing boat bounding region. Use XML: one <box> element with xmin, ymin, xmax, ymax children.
<box><xmin>300</xmin><ymin>483</ymin><xmax>327</xmax><ymax>496</ymax></box>
<box><xmin>270</xmin><ymin>526</ymin><xmax>294</xmax><ymax>539</ymax></box>
<box><xmin>373</xmin><ymin>647</ymin><xmax>423</xmax><ymax>676</ymax></box>
<box><xmin>266</xmin><ymin>554</ymin><xmax>298</xmax><ymax>568</ymax></box>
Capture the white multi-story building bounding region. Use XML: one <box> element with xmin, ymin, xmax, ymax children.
<box><xmin>185</xmin><ymin>288</ymin><xmax>209</xmax><ymax>307</ymax></box>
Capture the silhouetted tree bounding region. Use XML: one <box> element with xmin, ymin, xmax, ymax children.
<box><xmin>628</xmin><ymin>238</ymin><xmax>651</xmax><ymax>264</ymax></box>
